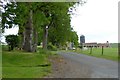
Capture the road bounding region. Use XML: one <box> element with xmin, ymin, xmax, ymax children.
<box><xmin>56</xmin><ymin>52</ymin><xmax>118</xmax><ymax>78</ymax></box>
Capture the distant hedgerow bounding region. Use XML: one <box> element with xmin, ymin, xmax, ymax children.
<box><xmin>5</xmin><ymin>35</ymin><xmax>19</xmax><ymax>51</ymax></box>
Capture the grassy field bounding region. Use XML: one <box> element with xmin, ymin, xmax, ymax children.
<box><xmin>110</xmin><ymin>43</ymin><xmax>118</xmax><ymax>48</ymax></box>
<box><xmin>75</xmin><ymin>47</ymin><xmax>118</xmax><ymax>61</ymax></box>
<box><xmin>2</xmin><ymin>49</ymin><xmax>54</xmax><ymax>78</ymax></box>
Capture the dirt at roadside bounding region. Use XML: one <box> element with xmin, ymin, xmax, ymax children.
<box><xmin>45</xmin><ymin>55</ymin><xmax>92</xmax><ymax>78</ymax></box>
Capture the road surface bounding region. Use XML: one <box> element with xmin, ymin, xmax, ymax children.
<box><xmin>55</xmin><ymin>52</ymin><xmax>118</xmax><ymax>78</ymax></box>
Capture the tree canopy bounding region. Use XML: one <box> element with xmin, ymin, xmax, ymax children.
<box><xmin>1</xmin><ymin>1</ymin><xmax>84</xmax><ymax>52</ymax></box>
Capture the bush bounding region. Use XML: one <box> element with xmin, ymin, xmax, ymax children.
<box><xmin>47</xmin><ymin>43</ymin><xmax>57</xmax><ymax>51</ymax></box>
<box><xmin>37</xmin><ymin>47</ymin><xmax>49</xmax><ymax>54</ymax></box>
<box><xmin>2</xmin><ymin>45</ymin><xmax>8</xmax><ymax>51</ymax></box>
<box><xmin>5</xmin><ymin>35</ymin><xmax>19</xmax><ymax>51</ymax></box>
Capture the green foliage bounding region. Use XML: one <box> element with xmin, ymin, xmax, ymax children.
<box><xmin>2</xmin><ymin>2</ymin><xmax>17</xmax><ymax>32</ymax></box>
<box><xmin>37</xmin><ymin>28</ymin><xmax>43</xmax><ymax>45</ymax></box>
<box><xmin>33</xmin><ymin>10</ymin><xmax>49</xmax><ymax>28</ymax></box>
<box><xmin>70</xmin><ymin>31</ymin><xmax>79</xmax><ymax>47</ymax></box>
<box><xmin>47</xmin><ymin>43</ymin><xmax>57</xmax><ymax>51</ymax></box>
<box><xmin>15</xmin><ymin>3</ymin><xmax>29</xmax><ymax>26</ymax></box>
<box><xmin>37</xmin><ymin>47</ymin><xmax>49</xmax><ymax>54</ymax></box>
<box><xmin>5</xmin><ymin>35</ymin><xmax>19</xmax><ymax>51</ymax></box>
<box><xmin>48</xmin><ymin>12</ymin><xmax>72</xmax><ymax>46</ymax></box>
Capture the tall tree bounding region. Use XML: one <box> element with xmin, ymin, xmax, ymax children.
<box><xmin>38</xmin><ymin>2</ymin><xmax>75</xmax><ymax>49</ymax></box>
<box><xmin>23</xmin><ymin>4</ymin><xmax>33</xmax><ymax>52</ymax></box>
<box><xmin>1</xmin><ymin>1</ymin><xmax>86</xmax><ymax>52</ymax></box>
<box><xmin>70</xmin><ymin>31</ymin><xmax>79</xmax><ymax>47</ymax></box>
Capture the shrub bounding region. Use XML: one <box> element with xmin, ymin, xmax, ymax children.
<box><xmin>5</xmin><ymin>35</ymin><xmax>19</xmax><ymax>51</ymax></box>
<box><xmin>47</xmin><ymin>43</ymin><xmax>57</xmax><ymax>51</ymax></box>
<box><xmin>37</xmin><ymin>47</ymin><xmax>49</xmax><ymax>54</ymax></box>
<box><xmin>2</xmin><ymin>45</ymin><xmax>8</xmax><ymax>51</ymax></box>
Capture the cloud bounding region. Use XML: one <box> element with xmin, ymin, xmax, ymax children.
<box><xmin>4</xmin><ymin>27</ymin><xmax>19</xmax><ymax>35</ymax></box>
<box><xmin>71</xmin><ymin>0</ymin><xmax>118</xmax><ymax>43</ymax></box>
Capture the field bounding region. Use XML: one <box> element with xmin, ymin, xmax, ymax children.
<box><xmin>76</xmin><ymin>47</ymin><xmax>118</xmax><ymax>61</ymax></box>
<box><xmin>110</xmin><ymin>43</ymin><xmax>118</xmax><ymax>48</ymax></box>
<box><xmin>2</xmin><ymin>48</ymin><xmax>53</xmax><ymax>78</ymax></box>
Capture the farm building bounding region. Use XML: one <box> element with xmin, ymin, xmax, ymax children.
<box><xmin>82</xmin><ymin>41</ymin><xmax>110</xmax><ymax>48</ymax></box>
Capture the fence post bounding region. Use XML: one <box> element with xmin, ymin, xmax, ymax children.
<box><xmin>102</xmin><ymin>46</ymin><xmax>104</xmax><ymax>55</ymax></box>
<box><xmin>90</xmin><ymin>46</ymin><xmax>92</xmax><ymax>54</ymax></box>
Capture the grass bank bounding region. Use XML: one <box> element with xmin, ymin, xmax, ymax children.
<box><xmin>62</xmin><ymin>47</ymin><xmax>118</xmax><ymax>61</ymax></box>
<box><xmin>75</xmin><ymin>47</ymin><xmax>118</xmax><ymax>61</ymax></box>
<box><xmin>2</xmin><ymin>49</ymin><xmax>56</xmax><ymax>78</ymax></box>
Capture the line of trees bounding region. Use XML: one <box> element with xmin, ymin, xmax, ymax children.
<box><xmin>1</xmin><ymin>1</ymin><xmax>86</xmax><ymax>52</ymax></box>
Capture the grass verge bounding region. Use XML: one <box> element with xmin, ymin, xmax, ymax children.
<box><xmin>63</xmin><ymin>47</ymin><xmax>118</xmax><ymax>61</ymax></box>
<box><xmin>75</xmin><ymin>48</ymin><xmax>118</xmax><ymax>61</ymax></box>
<box><xmin>2</xmin><ymin>50</ymin><xmax>53</xmax><ymax>78</ymax></box>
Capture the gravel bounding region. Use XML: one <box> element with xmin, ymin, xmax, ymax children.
<box><xmin>45</xmin><ymin>52</ymin><xmax>118</xmax><ymax>78</ymax></box>
<box><xmin>47</xmin><ymin>55</ymin><xmax>91</xmax><ymax>78</ymax></box>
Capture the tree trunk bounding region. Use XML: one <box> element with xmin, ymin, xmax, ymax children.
<box><xmin>42</xmin><ymin>26</ymin><xmax>48</xmax><ymax>50</ymax></box>
<box><xmin>22</xmin><ymin>31</ymin><xmax>25</xmax><ymax>49</ymax></box>
<box><xmin>32</xmin><ymin>28</ymin><xmax>38</xmax><ymax>52</ymax></box>
<box><xmin>18</xmin><ymin>31</ymin><xmax>25</xmax><ymax>50</ymax></box>
<box><xmin>23</xmin><ymin>10</ymin><xmax>33</xmax><ymax>52</ymax></box>
<box><xmin>42</xmin><ymin>17</ymin><xmax>53</xmax><ymax>50</ymax></box>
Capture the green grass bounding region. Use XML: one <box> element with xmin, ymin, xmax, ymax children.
<box><xmin>3</xmin><ymin>67</ymin><xmax>51</xmax><ymax>78</ymax></box>
<box><xmin>75</xmin><ymin>47</ymin><xmax>118</xmax><ymax>61</ymax></box>
<box><xmin>2</xmin><ymin>50</ymin><xmax>52</xmax><ymax>78</ymax></box>
<box><xmin>110</xmin><ymin>43</ymin><xmax>118</xmax><ymax>48</ymax></box>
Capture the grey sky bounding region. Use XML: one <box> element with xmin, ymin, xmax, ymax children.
<box><xmin>71</xmin><ymin>0</ymin><xmax>119</xmax><ymax>43</ymax></box>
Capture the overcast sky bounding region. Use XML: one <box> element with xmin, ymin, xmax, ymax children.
<box><xmin>1</xmin><ymin>0</ymin><xmax>119</xmax><ymax>43</ymax></box>
<box><xmin>71</xmin><ymin>0</ymin><xmax>119</xmax><ymax>43</ymax></box>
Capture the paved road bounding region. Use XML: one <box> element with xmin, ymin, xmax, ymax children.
<box><xmin>57</xmin><ymin>52</ymin><xmax>118</xmax><ymax>78</ymax></box>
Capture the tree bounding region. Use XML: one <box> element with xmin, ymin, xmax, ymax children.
<box><xmin>1</xmin><ymin>1</ymin><xmax>17</xmax><ymax>32</ymax></box>
<box><xmin>1</xmin><ymin>2</ymin><xmax>29</xmax><ymax>50</ymax></box>
<box><xmin>48</xmin><ymin>15</ymin><xmax>72</xmax><ymax>47</ymax></box>
<box><xmin>1</xmin><ymin>1</ymin><xmax>86</xmax><ymax>52</ymax></box>
<box><xmin>70</xmin><ymin>31</ymin><xmax>79</xmax><ymax>47</ymax></box>
<box><xmin>40</xmin><ymin>2</ymin><xmax>74</xmax><ymax>49</ymax></box>
<box><xmin>5</xmin><ymin>35</ymin><xmax>19</xmax><ymax>51</ymax></box>
<box><xmin>2</xmin><ymin>2</ymin><xmax>47</xmax><ymax>51</ymax></box>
